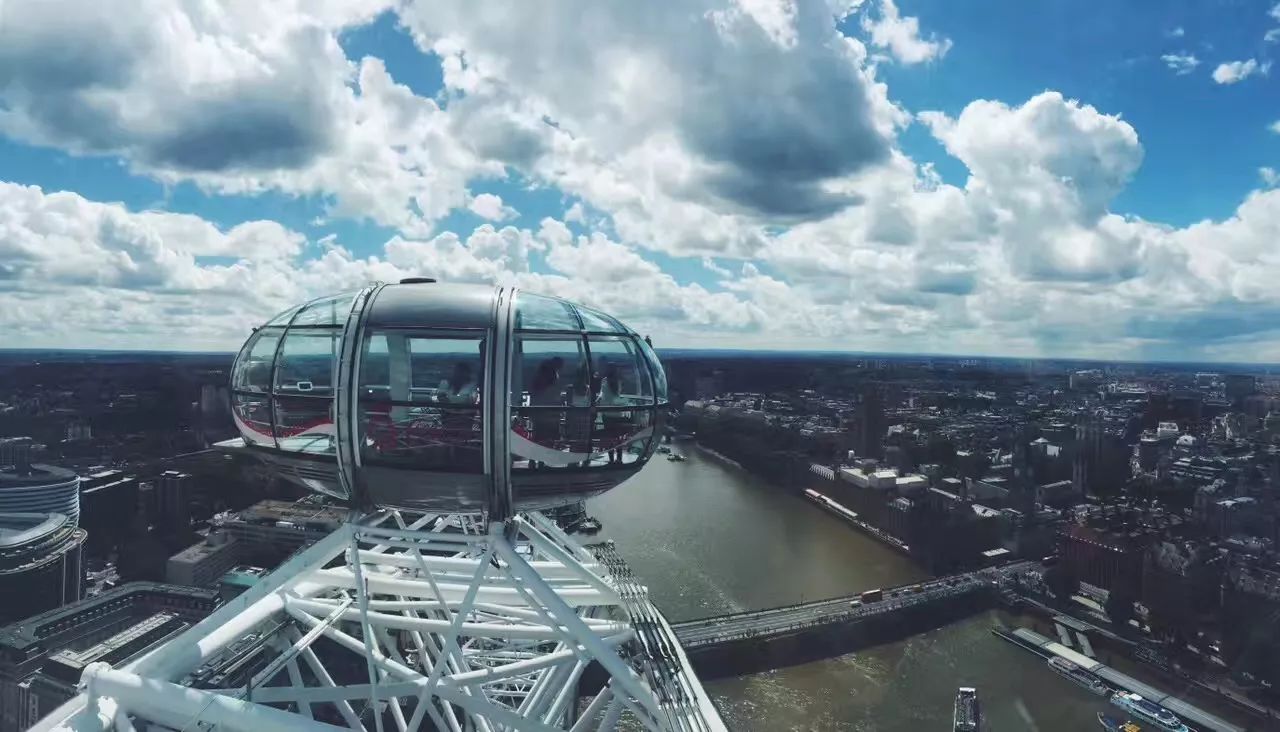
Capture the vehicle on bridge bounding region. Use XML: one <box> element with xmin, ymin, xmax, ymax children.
<box><xmin>861</xmin><ymin>588</ymin><xmax>883</xmax><ymax>602</ymax></box>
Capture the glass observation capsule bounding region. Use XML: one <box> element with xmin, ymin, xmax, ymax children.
<box><xmin>228</xmin><ymin>281</ymin><xmax>668</xmax><ymax>517</ymax></box>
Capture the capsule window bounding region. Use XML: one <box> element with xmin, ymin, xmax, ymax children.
<box><xmin>588</xmin><ymin>336</ymin><xmax>653</xmax><ymax>407</ymax></box>
<box><xmin>273</xmin><ymin>395</ymin><xmax>334</xmax><ymax>454</ymax></box>
<box><xmin>514</xmin><ymin>293</ymin><xmax>582</xmax><ymax>332</ymax></box>
<box><xmin>576</xmin><ymin>305</ymin><xmax>627</xmax><ymax>334</ymax></box>
<box><xmin>232</xmin><ymin>394</ymin><xmax>274</xmax><ymax>447</ymax></box>
<box><xmin>510</xmin><ymin>337</ymin><xmax>592</xmax><ymax>469</ymax></box>
<box><xmin>232</xmin><ymin>329</ymin><xmax>281</xmax><ymax>393</ymax></box>
<box><xmin>289</xmin><ymin>292</ymin><xmax>357</xmax><ymax>327</ymax></box>
<box><xmin>357</xmin><ymin>333</ymin><xmax>485</xmax><ymax>473</ymax></box>
<box><xmin>637</xmin><ymin>337</ymin><xmax>668</xmax><ymax>403</ymax></box>
<box><xmin>275</xmin><ymin>331</ymin><xmax>339</xmax><ymax>395</ymax></box>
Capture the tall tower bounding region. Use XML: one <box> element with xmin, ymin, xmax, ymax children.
<box><xmin>854</xmin><ymin>383</ymin><xmax>885</xmax><ymax>459</ymax></box>
<box><xmin>1073</xmin><ymin>409</ymin><xmax>1104</xmax><ymax>497</ymax></box>
<box><xmin>1011</xmin><ymin>427</ymin><xmax>1037</xmax><ymax>514</ymax></box>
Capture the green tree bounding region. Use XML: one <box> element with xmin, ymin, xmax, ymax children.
<box><xmin>1106</xmin><ymin>589</ymin><xmax>1136</xmax><ymax>629</ymax></box>
<box><xmin>1045</xmin><ymin>564</ymin><xmax>1080</xmax><ymax>600</ymax></box>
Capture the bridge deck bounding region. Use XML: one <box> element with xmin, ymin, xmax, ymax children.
<box><xmin>672</xmin><ymin>562</ymin><xmax>1033</xmax><ymax>648</ymax></box>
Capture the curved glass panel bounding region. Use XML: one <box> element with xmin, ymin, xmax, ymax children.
<box><xmin>233</xmin><ymin>329</ymin><xmax>281</xmax><ymax>393</ymax></box>
<box><xmin>264</xmin><ymin>305</ymin><xmax>302</xmax><ymax>326</ymax></box>
<box><xmin>291</xmin><ymin>292</ymin><xmax>357</xmax><ymax>327</ymax></box>
<box><xmin>511</xmin><ymin>336</ymin><xmax>592</xmax><ymax>470</ymax></box>
<box><xmin>588</xmin><ymin>336</ymin><xmax>653</xmax><ymax>406</ymax></box>
<box><xmin>637</xmin><ymin>337</ymin><xmax>668</xmax><ymax>403</ymax></box>
<box><xmin>275</xmin><ymin>331</ymin><xmax>339</xmax><ymax>395</ymax></box>
<box><xmin>575</xmin><ymin>305</ymin><xmax>627</xmax><ymax>334</ymax></box>
<box><xmin>274</xmin><ymin>395</ymin><xmax>334</xmax><ymax>454</ymax></box>
<box><xmin>592</xmin><ymin>407</ymin><xmax>655</xmax><ymax>466</ymax></box>
<box><xmin>512</xmin><ymin>337</ymin><xmax>588</xmax><ymax>407</ymax></box>
<box><xmin>233</xmin><ymin>393</ymin><xmax>274</xmax><ymax>446</ymax></box>
<box><xmin>514</xmin><ymin>292</ymin><xmax>582</xmax><ymax>331</ymax></box>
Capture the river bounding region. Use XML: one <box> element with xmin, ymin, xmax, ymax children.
<box><xmin>585</xmin><ymin>445</ymin><xmax>1173</xmax><ymax>731</ymax></box>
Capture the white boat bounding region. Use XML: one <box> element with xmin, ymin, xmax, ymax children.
<box><xmin>1110</xmin><ymin>692</ymin><xmax>1188</xmax><ymax>732</ymax></box>
<box><xmin>1047</xmin><ymin>656</ymin><xmax>1108</xmax><ymax>696</ymax></box>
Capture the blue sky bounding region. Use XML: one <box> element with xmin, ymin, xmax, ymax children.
<box><xmin>879</xmin><ymin>0</ymin><xmax>1280</xmax><ymax>224</ymax></box>
<box><xmin>2</xmin><ymin>0</ymin><xmax>1280</xmax><ymax>360</ymax></box>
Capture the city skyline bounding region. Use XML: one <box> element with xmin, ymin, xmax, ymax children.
<box><xmin>3</xmin><ymin>1</ymin><xmax>1280</xmax><ymax>360</ymax></box>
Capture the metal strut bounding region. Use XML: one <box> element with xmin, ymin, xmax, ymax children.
<box><xmin>32</xmin><ymin>512</ymin><xmax>726</xmax><ymax>732</ymax></box>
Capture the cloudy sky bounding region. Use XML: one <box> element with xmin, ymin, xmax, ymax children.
<box><xmin>2</xmin><ymin>0</ymin><xmax>1280</xmax><ymax>361</ymax></box>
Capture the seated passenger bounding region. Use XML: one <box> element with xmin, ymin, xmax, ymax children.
<box><xmin>437</xmin><ymin>362</ymin><xmax>478</xmax><ymax>404</ymax></box>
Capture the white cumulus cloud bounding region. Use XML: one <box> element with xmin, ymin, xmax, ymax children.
<box><xmin>860</xmin><ymin>0</ymin><xmax>952</xmax><ymax>65</ymax></box>
<box><xmin>467</xmin><ymin>193</ymin><xmax>519</xmax><ymax>221</ymax></box>
<box><xmin>399</xmin><ymin>0</ymin><xmax>907</xmax><ymax>256</ymax></box>
<box><xmin>7</xmin><ymin>1</ymin><xmax>1280</xmax><ymax>360</ymax></box>
<box><xmin>1212</xmin><ymin>59</ymin><xmax>1268</xmax><ymax>84</ymax></box>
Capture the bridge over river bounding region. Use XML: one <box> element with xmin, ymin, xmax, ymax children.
<box><xmin>668</xmin><ymin>561</ymin><xmax>1035</xmax><ymax>678</ymax></box>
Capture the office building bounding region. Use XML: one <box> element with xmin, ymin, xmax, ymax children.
<box><xmin>851</xmin><ymin>384</ymin><xmax>885</xmax><ymax>459</ymax></box>
<box><xmin>1224</xmin><ymin>374</ymin><xmax>1257</xmax><ymax>405</ymax></box>
<box><xmin>0</xmin><ymin>513</ymin><xmax>85</xmax><ymax>625</ymax></box>
<box><xmin>0</xmin><ymin>440</ymin><xmax>39</xmax><ymax>472</ymax></box>
<box><xmin>1138</xmin><ymin>434</ymin><xmax>1159</xmax><ymax>472</ymax></box>
<box><xmin>78</xmin><ymin>471</ymin><xmax>139</xmax><ymax>556</ymax></box>
<box><xmin>1069</xmin><ymin>369</ymin><xmax>1103</xmax><ymax>390</ymax></box>
<box><xmin>1073</xmin><ymin>413</ymin><xmax>1100</xmax><ymax>496</ymax></box>
<box><xmin>165</xmin><ymin>532</ymin><xmax>240</xmax><ymax>588</ymax></box>
<box><xmin>1059</xmin><ymin>522</ymin><xmax>1154</xmax><ymax>592</ymax></box>
<box><xmin>0</xmin><ymin>582</ymin><xmax>218</xmax><ymax>732</ymax></box>
<box><xmin>155</xmin><ymin>470</ymin><xmax>192</xmax><ymax>532</ymax></box>
<box><xmin>1035</xmin><ymin>479</ymin><xmax>1079</xmax><ymax>508</ymax></box>
<box><xmin>217</xmin><ymin>498</ymin><xmax>345</xmax><ymax>560</ymax></box>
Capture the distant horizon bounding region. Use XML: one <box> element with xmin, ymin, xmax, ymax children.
<box><xmin>3</xmin><ymin>345</ymin><xmax>1278</xmax><ymax>372</ymax></box>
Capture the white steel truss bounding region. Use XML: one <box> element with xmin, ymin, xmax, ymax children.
<box><xmin>32</xmin><ymin>511</ymin><xmax>725</xmax><ymax>732</ymax></box>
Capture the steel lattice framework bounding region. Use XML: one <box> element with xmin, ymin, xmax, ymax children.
<box><xmin>32</xmin><ymin>511</ymin><xmax>724</xmax><ymax>732</ymax></box>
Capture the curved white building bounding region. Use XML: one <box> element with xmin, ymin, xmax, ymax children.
<box><xmin>0</xmin><ymin>464</ymin><xmax>80</xmax><ymax>527</ymax></box>
<box><xmin>0</xmin><ymin>511</ymin><xmax>86</xmax><ymax>623</ymax></box>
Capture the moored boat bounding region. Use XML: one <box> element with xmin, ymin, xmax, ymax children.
<box><xmin>1110</xmin><ymin>691</ymin><xmax>1188</xmax><ymax>732</ymax></box>
<box><xmin>1047</xmin><ymin>656</ymin><xmax>1109</xmax><ymax>695</ymax></box>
